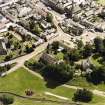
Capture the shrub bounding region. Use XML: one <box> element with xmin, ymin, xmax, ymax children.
<box><xmin>4</xmin><ymin>54</ymin><xmax>13</xmax><ymax>61</ymax></box>
<box><xmin>86</xmin><ymin>67</ymin><xmax>105</xmax><ymax>85</ymax></box>
<box><xmin>0</xmin><ymin>94</ymin><xmax>14</xmax><ymax>105</ymax></box>
<box><xmin>25</xmin><ymin>45</ymin><xmax>34</xmax><ymax>53</ymax></box>
<box><xmin>73</xmin><ymin>89</ymin><xmax>93</xmax><ymax>102</ymax></box>
<box><xmin>46</xmin><ymin>13</ymin><xmax>53</xmax><ymax>23</ymax></box>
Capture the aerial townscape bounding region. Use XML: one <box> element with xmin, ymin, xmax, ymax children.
<box><xmin>0</xmin><ymin>0</ymin><xmax>105</xmax><ymax>105</ymax></box>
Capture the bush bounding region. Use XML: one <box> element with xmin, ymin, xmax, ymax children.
<box><xmin>86</xmin><ymin>67</ymin><xmax>105</xmax><ymax>85</ymax></box>
<box><xmin>5</xmin><ymin>64</ymin><xmax>11</xmax><ymax>70</ymax></box>
<box><xmin>92</xmin><ymin>54</ymin><xmax>100</xmax><ymax>59</ymax></box>
<box><xmin>0</xmin><ymin>94</ymin><xmax>14</xmax><ymax>105</ymax></box>
<box><xmin>0</xmin><ymin>66</ymin><xmax>6</xmax><ymax>74</ymax></box>
<box><xmin>46</xmin><ymin>13</ymin><xmax>53</xmax><ymax>23</ymax></box>
<box><xmin>4</xmin><ymin>54</ymin><xmax>13</xmax><ymax>61</ymax></box>
<box><xmin>68</xmin><ymin>49</ymin><xmax>81</xmax><ymax>62</ymax></box>
<box><xmin>82</xmin><ymin>44</ymin><xmax>93</xmax><ymax>58</ymax></box>
<box><xmin>8</xmin><ymin>26</ymin><xmax>13</xmax><ymax>31</ymax></box>
<box><xmin>25</xmin><ymin>45</ymin><xmax>34</xmax><ymax>53</ymax></box>
<box><xmin>73</xmin><ymin>89</ymin><xmax>93</xmax><ymax>102</ymax></box>
<box><xmin>94</xmin><ymin>37</ymin><xmax>104</xmax><ymax>54</ymax></box>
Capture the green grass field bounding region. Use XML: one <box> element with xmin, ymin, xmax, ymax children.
<box><xmin>67</xmin><ymin>76</ymin><xmax>105</xmax><ymax>92</ymax></box>
<box><xmin>0</xmin><ymin>67</ymin><xmax>105</xmax><ymax>105</ymax></box>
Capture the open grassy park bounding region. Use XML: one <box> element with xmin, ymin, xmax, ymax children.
<box><xmin>0</xmin><ymin>67</ymin><xmax>104</xmax><ymax>105</ymax></box>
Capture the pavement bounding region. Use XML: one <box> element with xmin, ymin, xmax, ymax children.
<box><xmin>45</xmin><ymin>92</ymin><xmax>69</xmax><ymax>100</ymax></box>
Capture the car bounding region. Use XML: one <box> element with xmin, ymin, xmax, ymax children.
<box><xmin>47</xmin><ymin>7</ymin><xmax>52</xmax><ymax>11</ymax></box>
<box><xmin>88</xmin><ymin>29</ymin><xmax>95</xmax><ymax>33</ymax></box>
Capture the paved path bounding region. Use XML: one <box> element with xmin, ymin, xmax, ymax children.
<box><xmin>45</xmin><ymin>92</ymin><xmax>69</xmax><ymax>100</ymax></box>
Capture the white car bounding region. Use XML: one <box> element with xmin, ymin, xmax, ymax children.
<box><xmin>47</xmin><ymin>7</ymin><xmax>52</xmax><ymax>11</ymax></box>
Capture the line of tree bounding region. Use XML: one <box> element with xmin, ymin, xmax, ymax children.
<box><xmin>73</xmin><ymin>89</ymin><xmax>93</xmax><ymax>102</ymax></box>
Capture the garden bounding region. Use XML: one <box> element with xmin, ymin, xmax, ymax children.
<box><xmin>0</xmin><ymin>31</ymin><xmax>36</xmax><ymax>63</ymax></box>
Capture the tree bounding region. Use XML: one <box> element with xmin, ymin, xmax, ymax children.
<box><xmin>33</xmin><ymin>24</ymin><xmax>42</xmax><ymax>35</ymax></box>
<box><xmin>73</xmin><ymin>89</ymin><xmax>93</xmax><ymax>102</ymax></box>
<box><xmin>8</xmin><ymin>25</ymin><xmax>13</xmax><ymax>31</ymax></box>
<box><xmin>14</xmin><ymin>41</ymin><xmax>21</xmax><ymax>50</ymax></box>
<box><xmin>94</xmin><ymin>37</ymin><xmax>104</xmax><ymax>54</ymax></box>
<box><xmin>64</xmin><ymin>54</ymin><xmax>70</xmax><ymax>63</ymax></box>
<box><xmin>4</xmin><ymin>54</ymin><xmax>13</xmax><ymax>61</ymax></box>
<box><xmin>103</xmin><ymin>38</ymin><xmax>105</xmax><ymax>47</ymax></box>
<box><xmin>29</xmin><ymin>20</ymin><xmax>35</xmax><ymax>30</ymax></box>
<box><xmin>42</xmin><ymin>63</ymin><xmax>74</xmax><ymax>82</ymax></box>
<box><xmin>0</xmin><ymin>66</ymin><xmax>5</xmax><ymax>74</ymax></box>
<box><xmin>86</xmin><ymin>67</ymin><xmax>105</xmax><ymax>84</ymax></box>
<box><xmin>8</xmin><ymin>34</ymin><xmax>13</xmax><ymax>39</ymax></box>
<box><xmin>5</xmin><ymin>64</ymin><xmax>11</xmax><ymax>70</ymax></box>
<box><xmin>0</xmin><ymin>94</ymin><xmax>14</xmax><ymax>105</ymax></box>
<box><xmin>52</xmin><ymin>41</ymin><xmax>59</xmax><ymax>53</ymax></box>
<box><xmin>0</xmin><ymin>65</ymin><xmax>11</xmax><ymax>75</ymax></box>
<box><xmin>76</xmin><ymin>39</ymin><xmax>84</xmax><ymax>49</ymax></box>
<box><xmin>25</xmin><ymin>45</ymin><xmax>34</xmax><ymax>53</ymax></box>
<box><xmin>46</xmin><ymin>44</ymin><xmax>51</xmax><ymax>53</ymax></box>
<box><xmin>83</xmin><ymin>43</ymin><xmax>93</xmax><ymax>58</ymax></box>
<box><xmin>46</xmin><ymin>13</ymin><xmax>53</xmax><ymax>23</ymax></box>
<box><xmin>6</xmin><ymin>42</ymin><xmax>11</xmax><ymax>48</ymax></box>
<box><xmin>68</xmin><ymin>49</ymin><xmax>81</xmax><ymax>62</ymax></box>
